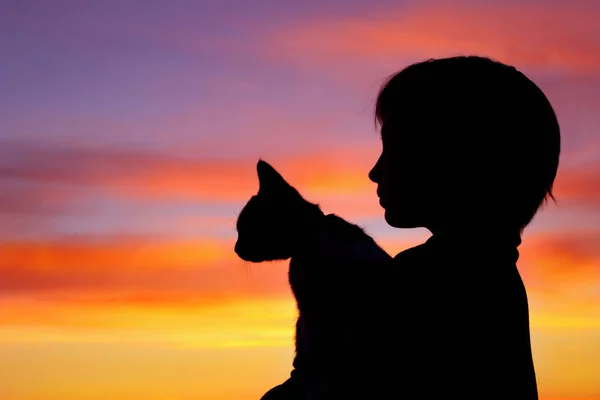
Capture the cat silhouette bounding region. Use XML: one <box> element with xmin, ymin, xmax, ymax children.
<box><xmin>235</xmin><ymin>160</ymin><xmax>392</xmax><ymax>399</ymax></box>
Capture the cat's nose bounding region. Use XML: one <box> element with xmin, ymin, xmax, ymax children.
<box><xmin>234</xmin><ymin>241</ymin><xmax>241</xmax><ymax>255</ymax></box>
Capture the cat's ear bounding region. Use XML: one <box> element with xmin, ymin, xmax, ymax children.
<box><xmin>257</xmin><ymin>159</ymin><xmax>292</xmax><ymax>193</ymax></box>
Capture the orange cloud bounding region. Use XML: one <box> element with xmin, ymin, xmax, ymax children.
<box><xmin>0</xmin><ymin>236</ymin><xmax>276</xmax><ymax>303</ymax></box>
<box><xmin>553</xmin><ymin>167</ymin><xmax>600</xmax><ymax>208</ymax></box>
<box><xmin>267</xmin><ymin>0</ymin><xmax>600</xmax><ymax>73</ymax></box>
<box><xmin>519</xmin><ymin>228</ymin><xmax>600</xmax><ymax>311</ymax></box>
<box><xmin>521</xmin><ymin>229</ymin><xmax>600</xmax><ymax>276</ymax></box>
<box><xmin>0</xmin><ymin>237</ymin><xmax>231</xmax><ymax>272</ymax></box>
<box><xmin>115</xmin><ymin>147</ymin><xmax>377</xmax><ymax>202</ymax></box>
<box><xmin>0</xmin><ymin>224</ymin><xmax>416</xmax><ymax>310</ymax></box>
<box><xmin>0</xmin><ymin>140</ymin><xmax>380</xmax><ymax>215</ymax></box>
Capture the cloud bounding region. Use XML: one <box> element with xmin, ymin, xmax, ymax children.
<box><xmin>3</xmin><ymin>225</ymin><xmax>597</xmax><ymax>307</ymax></box>
<box><xmin>522</xmin><ymin>229</ymin><xmax>600</xmax><ymax>275</ymax></box>
<box><xmin>520</xmin><ymin>228</ymin><xmax>600</xmax><ymax>305</ymax></box>
<box><xmin>2</xmin><ymin>137</ymin><xmax>599</xmax><ymax>232</ymax></box>
<box><xmin>0</xmin><ymin>219</ymin><xmax>417</xmax><ymax>306</ymax></box>
<box><xmin>0</xmin><ymin>237</ymin><xmax>261</xmax><ymax>298</ymax></box>
<box><xmin>0</xmin><ymin>139</ymin><xmax>249</xmax><ymax>198</ymax></box>
<box><xmin>0</xmin><ymin>139</ymin><xmax>379</xmax><ymax>211</ymax></box>
<box><xmin>0</xmin><ymin>179</ymin><xmax>79</xmax><ymax>216</ymax></box>
<box><xmin>552</xmin><ymin>164</ymin><xmax>600</xmax><ymax>208</ymax></box>
<box><xmin>265</xmin><ymin>0</ymin><xmax>600</xmax><ymax>74</ymax></box>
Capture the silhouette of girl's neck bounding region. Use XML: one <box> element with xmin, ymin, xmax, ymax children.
<box><xmin>426</xmin><ymin>226</ymin><xmax>522</xmax><ymax>263</ymax></box>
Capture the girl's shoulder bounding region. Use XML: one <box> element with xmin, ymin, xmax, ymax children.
<box><xmin>392</xmin><ymin>242</ymin><xmax>431</xmax><ymax>266</ymax></box>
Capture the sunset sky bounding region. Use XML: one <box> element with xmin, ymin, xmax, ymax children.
<box><xmin>2</xmin><ymin>0</ymin><xmax>600</xmax><ymax>399</ymax></box>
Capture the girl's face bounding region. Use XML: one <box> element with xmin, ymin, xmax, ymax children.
<box><xmin>369</xmin><ymin>120</ymin><xmax>436</xmax><ymax>230</ymax></box>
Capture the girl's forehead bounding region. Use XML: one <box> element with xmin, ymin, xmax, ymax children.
<box><xmin>380</xmin><ymin>119</ymin><xmax>425</xmax><ymax>150</ymax></box>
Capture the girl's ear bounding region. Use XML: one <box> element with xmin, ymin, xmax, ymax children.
<box><xmin>257</xmin><ymin>159</ymin><xmax>292</xmax><ymax>193</ymax></box>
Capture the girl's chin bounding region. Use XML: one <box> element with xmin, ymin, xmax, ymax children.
<box><xmin>384</xmin><ymin>209</ymin><xmax>422</xmax><ymax>229</ymax></box>
<box><xmin>383</xmin><ymin>209</ymin><xmax>398</xmax><ymax>226</ymax></box>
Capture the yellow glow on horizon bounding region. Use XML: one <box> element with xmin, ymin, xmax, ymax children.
<box><xmin>1</xmin><ymin>295</ymin><xmax>598</xmax><ymax>399</ymax></box>
<box><xmin>0</xmin><ymin>297</ymin><xmax>298</xmax><ymax>349</ymax></box>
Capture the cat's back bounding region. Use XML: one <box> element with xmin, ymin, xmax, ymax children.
<box><xmin>289</xmin><ymin>214</ymin><xmax>391</xmax><ymax>316</ymax></box>
<box><xmin>318</xmin><ymin>214</ymin><xmax>391</xmax><ymax>263</ymax></box>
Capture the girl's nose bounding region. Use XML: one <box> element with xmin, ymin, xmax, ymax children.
<box><xmin>369</xmin><ymin>155</ymin><xmax>382</xmax><ymax>184</ymax></box>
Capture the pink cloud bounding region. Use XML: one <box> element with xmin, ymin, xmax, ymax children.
<box><xmin>553</xmin><ymin>165</ymin><xmax>600</xmax><ymax>208</ymax></box>
<box><xmin>265</xmin><ymin>0</ymin><xmax>600</xmax><ymax>74</ymax></box>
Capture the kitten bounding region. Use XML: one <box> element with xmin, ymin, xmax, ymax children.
<box><xmin>234</xmin><ymin>160</ymin><xmax>392</xmax><ymax>400</ymax></box>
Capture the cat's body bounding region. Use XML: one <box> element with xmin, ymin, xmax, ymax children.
<box><xmin>235</xmin><ymin>160</ymin><xmax>392</xmax><ymax>399</ymax></box>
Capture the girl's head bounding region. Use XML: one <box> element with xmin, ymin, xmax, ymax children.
<box><xmin>369</xmin><ymin>56</ymin><xmax>561</xmax><ymax>234</ymax></box>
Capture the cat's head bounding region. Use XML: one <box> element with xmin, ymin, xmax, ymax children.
<box><xmin>234</xmin><ymin>160</ymin><xmax>324</xmax><ymax>262</ymax></box>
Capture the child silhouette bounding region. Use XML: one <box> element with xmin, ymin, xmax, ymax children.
<box><xmin>345</xmin><ymin>56</ymin><xmax>561</xmax><ymax>399</ymax></box>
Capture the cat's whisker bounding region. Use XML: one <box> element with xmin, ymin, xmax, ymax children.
<box><xmin>237</xmin><ymin>260</ymin><xmax>255</xmax><ymax>284</ymax></box>
<box><xmin>246</xmin><ymin>261</ymin><xmax>254</xmax><ymax>278</ymax></box>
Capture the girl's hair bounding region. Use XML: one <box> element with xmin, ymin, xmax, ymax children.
<box><xmin>374</xmin><ymin>56</ymin><xmax>560</xmax><ymax>232</ymax></box>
